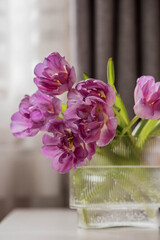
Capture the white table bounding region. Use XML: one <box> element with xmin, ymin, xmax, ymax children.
<box><xmin>0</xmin><ymin>208</ymin><xmax>159</xmax><ymax>240</ymax></box>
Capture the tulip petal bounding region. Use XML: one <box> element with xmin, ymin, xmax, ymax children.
<box><xmin>86</xmin><ymin>142</ymin><xmax>96</xmax><ymax>160</ymax></box>
<box><xmin>52</xmin><ymin>152</ymin><xmax>74</xmax><ymax>174</ymax></box>
<box><xmin>134</xmin><ymin>99</ymin><xmax>153</xmax><ymax>119</ymax></box>
<box><xmin>97</xmin><ymin>118</ymin><xmax>118</xmax><ymax>147</ymax></box>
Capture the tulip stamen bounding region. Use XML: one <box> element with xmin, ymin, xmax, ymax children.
<box><xmin>54</xmin><ymin>79</ymin><xmax>62</xmax><ymax>86</ymax></box>
<box><xmin>99</xmin><ymin>91</ymin><xmax>106</xmax><ymax>99</ymax></box>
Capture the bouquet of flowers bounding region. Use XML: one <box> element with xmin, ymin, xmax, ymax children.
<box><xmin>10</xmin><ymin>52</ymin><xmax>160</xmax><ymax>173</ymax></box>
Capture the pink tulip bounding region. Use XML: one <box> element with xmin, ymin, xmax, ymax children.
<box><xmin>65</xmin><ymin>79</ymin><xmax>117</xmax><ymax>147</ymax></box>
<box><xmin>67</xmin><ymin>78</ymin><xmax>115</xmax><ymax>107</ymax></box>
<box><xmin>65</xmin><ymin>97</ymin><xmax>117</xmax><ymax>147</ymax></box>
<box><xmin>34</xmin><ymin>52</ymin><xmax>76</xmax><ymax>96</ymax></box>
<box><xmin>134</xmin><ymin>76</ymin><xmax>160</xmax><ymax>119</ymax></box>
<box><xmin>10</xmin><ymin>91</ymin><xmax>61</xmax><ymax>137</ymax></box>
<box><xmin>41</xmin><ymin>119</ymin><xmax>96</xmax><ymax>173</ymax></box>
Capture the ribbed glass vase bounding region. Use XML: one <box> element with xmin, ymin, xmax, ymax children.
<box><xmin>69</xmin><ymin>136</ymin><xmax>160</xmax><ymax>229</ymax></box>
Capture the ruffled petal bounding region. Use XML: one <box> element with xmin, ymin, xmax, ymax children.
<box><xmin>52</xmin><ymin>152</ymin><xmax>74</xmax><ymax>174</ymax></box>
<box><xmin>97</xmin><ymin>118</ymin><xmax>118</xmax><ymax>147</ymax></box>
<box><xmin>67</xmin><ymin>89</ymin><xmax>83</xmax><ymax>107</ymax></box>
<box><xmin>86</xmin><ymin>142</ymin><xmax>96</xmax><ymax>160</ymax></box>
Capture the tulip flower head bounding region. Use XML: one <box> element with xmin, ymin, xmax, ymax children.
<box><xmin>34</xmin><ymin>52</ymin><xmax>76</xmax><ymax>96</ymax></box>
<box><xmin>134</xmin><ymin>76</ymin><xmax>160</xmax><ymax>120</ymax></box>
<box><xmin>41</xmin><ymin>119</ymin><xmax>96</xmax><ymax>173</ymax></box>
<box><xmin>10</xmin><ymin>91</ymin><xmax>61</xmax><ymax>138</ymax></box>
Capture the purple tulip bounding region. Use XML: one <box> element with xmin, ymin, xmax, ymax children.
<box><xmin>10</xmin><ymin>91</ymin><xmax>61</xmax><ymax>138</ymax></box>
<box><xmin>67</xmin><ymin>79</ymin><xmax>115</xmax><ymax>107</ymax></box>
<box><xmin>134</xmin><ymin>76</ymin><xmax>160</xmax><ymax>119</ymax></box>
<box><xmin>64</xmin><ymin>96</ymin><xmax>117</xmax><ymax>147</ymax></box>
<box><xmin>41</xmin><ymin>119</ymin><xmax>96</xmax><ymax>173</ymax></box>
<box><xmin>34</xmin><ymin>52</ymin><xmax>76</xmax><ymax>96</ymax></box>
<box><xmin>65</xmin><ymin>79</ymin><xmax>117</xmax><ymax>146</ymax></box>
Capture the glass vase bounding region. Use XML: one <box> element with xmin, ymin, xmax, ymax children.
<box><xmin>69</xmin><ymin>136</ymin><xmax>160</xmax><ymax>229</ymax></box>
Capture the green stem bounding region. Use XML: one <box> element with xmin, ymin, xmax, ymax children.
<box><xmin>132</xmin><ymin>119</ymin><xmax>148</xmax><ymax>136</ymax></box>
<box><xmin>81</xmin><ymin>208</ymin><xmax>89</xmax><ymax>226</ymax></box>
<box><xmin>112</xmin><ymin>112</ymin><xmax>140</xmax><ymax>149</ymax></box>
<box><xmin>121</xmin><ymin>116</ymin><xmax>140</xmax><ymax>136</ymax></box>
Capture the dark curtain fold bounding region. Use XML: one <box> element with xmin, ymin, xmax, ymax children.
<box><xmin>74</xmin><ymin>0</ymin><xmax>160</xmax><ymax>118</ymax></box>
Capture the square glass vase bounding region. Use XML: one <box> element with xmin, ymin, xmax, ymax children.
<box><xmin>69</xmin><ymin>137</ymin><xmax>160</xmax><ymax>229</ymax></box>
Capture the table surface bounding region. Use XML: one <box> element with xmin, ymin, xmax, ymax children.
<box><xmin>0</xmin><ymin>208</ymin><xmax>159</xmax><ymax>240</ymax></box>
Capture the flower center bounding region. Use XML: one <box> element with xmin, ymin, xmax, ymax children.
<box><xmin>67</xmin><ymin>136</ymin><xmax>74</xmax><ymax>149</ymax></box>
<box><xmin>103</xmin><ymin>113</ymin><xmax>108</xmax><ymax>123</ymax></box>
<box><xmin>99</xmin><ymin>91</ymin><xmax>106</xmax><ymax>99</ymax></box>
<box><xmin>63</xmin><ymin>134</ymin><xmax>75</xmax><ymax>152</ymax></box>
<box><xmin>54</xmin><ymin>79</ymin><xmax>62</xmax><ymax>86</ymax></box>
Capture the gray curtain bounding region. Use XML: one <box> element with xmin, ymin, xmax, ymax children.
<box><xmin>72</xmin><ymin>0</ymin><xmax>160</xmax><ymax>118</ymax></box>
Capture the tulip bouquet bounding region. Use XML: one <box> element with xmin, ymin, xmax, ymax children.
<box><xmin>10</xmin><ymin>52</ymin><xmax>160</xmax><ymax>173</ymax></box>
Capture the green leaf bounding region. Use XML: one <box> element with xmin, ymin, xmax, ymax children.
<box><xmin>107</xmin><ymin>58</ymin><xmax>116</xmax><ymax>92</ymax></box>
<box><xmin>114</xmin><ymin>94</ymin><xmax>130</xmax><ymax>127</ymax></box>
<box><xmin>83</xmin><ymin>72</ymin><xmax>89</xmax><ymax>80</ymax></box>
<box><xmin>136</xmin><ymin>119</ymin><xmax>158</xmax><ymax>147</ymax></box>
<box><xmin>148</xmin><ymin>120</ymin><xmax>160</xmax><ymax>136</ymax></box>
<box><xmin>61</xmin><ymin>103</ymin><xmax>68</xmax><ymax>115</ymax></box>
<box><xmin>113</xmin><ymin>104</ymin><xmax>120</xmax><ymax>112</ymax></box>
<box><xmin>107</xmin><ymin>58</ymin><xmax>130</xmax><ymax>127</ymax></box>
<box><xmin>113</xmin><ymin>105</ymin><xmax>128</xmax><ymax>127</ymax></box>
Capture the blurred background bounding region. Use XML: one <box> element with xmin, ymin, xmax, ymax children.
<box><xmin>0</xmin><ymin>0</ymin><xmax>159</xmax><ymax>220</ymax></box>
